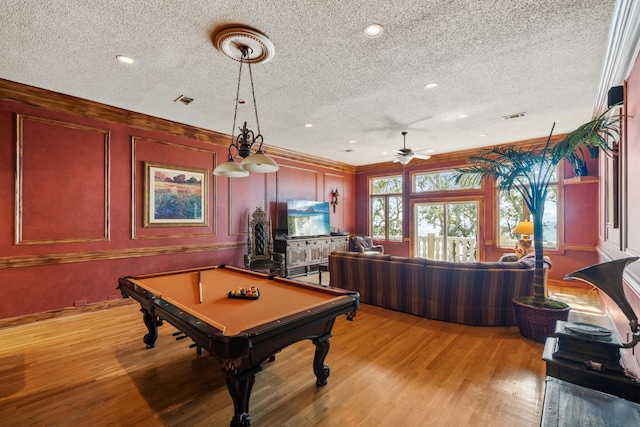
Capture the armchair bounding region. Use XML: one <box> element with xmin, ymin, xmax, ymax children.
<box><xmin>349</xmin><ymin>235</ymin><xmax>384</xmax><ymax>254</ymax></box>
<box><xmin>244</xmin><ymin>207</ymin><xmax>283</xmax><ymax>276</ymax></box>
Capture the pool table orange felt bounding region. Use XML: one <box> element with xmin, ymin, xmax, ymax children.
<box><xmin>128</xmin><ymin>265</ymin><xmax>346</xmax><ymax>336</ymax></box>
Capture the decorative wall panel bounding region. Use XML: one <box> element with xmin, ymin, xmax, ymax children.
<box><xmin>229</xmin><ymin>172</ymin><xmax>267</xmax><ymax>235</ymax></box>
<box><xmin>132</xmin><ymin>136</ymin><xmax>216</xmax><ymax>239</ymax></box>
<box><xmin>16</xmin><ymin>114</ymin><xmax>109</xmax><ymax>244</ymax></box>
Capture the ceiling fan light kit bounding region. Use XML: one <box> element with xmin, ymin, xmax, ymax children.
<box><xmin>393</xmin><ymin>131</ymin><xmax>431</xmax><ymax>166</ymax></box>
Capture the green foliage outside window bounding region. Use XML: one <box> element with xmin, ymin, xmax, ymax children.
<box><xmin>414</xmin><ymin>171</ymin><xmax>481</xmax><ymax>192</ymax></box>
<box><xmin>371</xmin><ymin>176</ymin><xmax>403</xmax><ymax>241</ymax></box>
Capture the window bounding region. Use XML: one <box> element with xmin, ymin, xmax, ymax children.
<box><xmin>497</xmin><ymin>174</ymin><xmax>559</xmax><ymax>249</ymax></box>
<box><xmin>414</xmin><ymin>170</ymin><xmax>481</xmax><ymax>192</ymax></box>
<box><xmin>370</xmin><ymin>176</ymin><xmax>403</xmax><ymax>241</ymax></box>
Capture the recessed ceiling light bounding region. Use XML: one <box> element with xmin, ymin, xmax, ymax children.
<box><xmin>479</xmin><ymin>134</ymin><xmax>487</xmax><ymax>137</ymax></box>
<box><xmin>364</xmin><ymin>24</ymin><xmax>383</xmax><ymax>38</ymax></box>
<box><xmin>304</xmin><ymin>124</ymin><xmax>313</xmax><ymax>128</ymax></box>
<box><xmin>116</xmin><ymin>55</ymin><xmax>135</xmax><ymax>64</ymax></box>
<box><xmin>424</xmin><ymin>83</ymin><xmax>439</xmax><ymax>90</ymax></box>
<box><xmin>349</xmin><ymin>140</ymin><xmax>357</xmax><ymax>144</ymax></box>
<box><xmin>457</xmin><ymin>114</ymin><xmax>469</xmax><ymax>119</ymax></box>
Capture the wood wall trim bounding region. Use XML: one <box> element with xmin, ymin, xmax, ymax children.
<box><xmin>0</xmin><ymin>78</ymin><xmax>355</xmax><ymax>174</ymax></box>
<box><xmin>354</xmin><ymin>134</ymin><xmax>569</xmax><ymax>174</ymax></box>
<box><xmin>0</xmin><ymin>298</ymin><xmax>136</xmax><ymax>329</ymax></box>
<box><xmin>0</xmin><ymin>242</ymin><xmax>244</xmax><ymax>269</ymax></box>
<box><xmin>15</xmin><ymin>113</ymin><xmax>111</xmax><ymax>245</ymax></box>
<box><xmin>564</xmin><ymin>243</ymin><xmax>597</xmax><ymax>252</ymax></box>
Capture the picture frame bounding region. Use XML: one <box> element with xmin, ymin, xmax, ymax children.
<box><xmin>144</xmin><ymin>162</ymin><xmax>208</xmax><ymax>227</ymax></box>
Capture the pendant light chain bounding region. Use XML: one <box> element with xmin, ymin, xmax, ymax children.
<box><xmin>247</xmin><ymin>55</ymin><xmax>261</xmax><ymax>136</ymax></box>
<box><xmin>230</xmin><ymin>51</ymin><xmax>246</xmax><ymax>146</ymax></box>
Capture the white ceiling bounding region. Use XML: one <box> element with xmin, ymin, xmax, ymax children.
<box><xmin>0</xmin><ymin>0</ymin><xmax>617</xmax><ymax>166</ymax></box>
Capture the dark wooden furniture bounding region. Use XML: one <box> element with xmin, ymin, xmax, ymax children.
<box><xmin>244</xmin><ymin>207</ymin><xmax>282</xmax><ymax>275</ymax></box>
<box><xmin>543</xmin><ymin>336</ymin><xmax>640</xmax><ymax>403</ymax></box>
<box><xmin>317</xmin><ymin>262</ymin><xmax>329</xmax><ymax>285</ymax></box>
<box><xmin>274</xmin><ymin>235</ymin><xmax>348</xmax><ymax>277</ymax></box>
<box><xmin>118</xmin><ymin>264</ymin><xmax>359</xmax><ymax>427</ymax></box>
<box><xmin>541</xmin><ymin>376</ymin><xmax>640</xmax><ymax>426</ymax></box>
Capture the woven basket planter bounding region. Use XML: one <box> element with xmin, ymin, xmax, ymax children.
<box><xmin>512</xmin><ymin>297</ymin><xmax>571</xmax><ymax>343</ymax></box>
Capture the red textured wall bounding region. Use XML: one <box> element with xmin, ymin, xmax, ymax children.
<box><xmin>0</xmin><ymin>87</ymin><xmax>355</xmax><ymax>320</ymax></box>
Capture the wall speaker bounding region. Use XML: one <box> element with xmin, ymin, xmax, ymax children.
<box><xmin>608</xmin><ymin>85</ymin><xmax>624</xmax><ymax>107</ymax></box>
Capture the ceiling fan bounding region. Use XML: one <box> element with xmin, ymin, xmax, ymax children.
<box><xmin>393</xmin><ymin>131</ymin><xmax>432</xmax><ymax>166</ymax></box>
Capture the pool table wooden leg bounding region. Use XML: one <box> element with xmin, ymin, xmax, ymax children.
<box><xmin>312</xmin><ymin>333</ymin><xmax>332</xmax><ymax>386</ymax></box>
<box><xmin>140</xmin><ymin>308</ymin><xmax>162</xmax><ymax>349</ymax></box>
<box><xmin>226</xmin><ymin>367</ymin><xmax>260</xmax><ymax>427</ymax></box>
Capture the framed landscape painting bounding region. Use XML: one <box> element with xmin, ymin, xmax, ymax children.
<box><xmin>144</xmin><ymin>162</ymin><xmax>208</xmax><ymax>227</ymax></box>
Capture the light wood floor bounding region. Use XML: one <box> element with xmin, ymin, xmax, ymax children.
<box><xmin>0</xmin><ymin>296</ymin><xmax>553</xmax><ymax>427</ymax></box>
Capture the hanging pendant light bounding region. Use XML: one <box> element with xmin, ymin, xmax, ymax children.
<box><xmin>213</xmin><ymin>27</ymin><xmax>279</xmax><ymax>178</ymax></box>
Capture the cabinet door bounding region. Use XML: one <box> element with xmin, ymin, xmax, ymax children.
<box><xmin>307</xmin><ymin>240</ymin><xmax>324</xmax><ymax>264</ymax></box>
<box><xmin>331</xmin><ymin>237</ymin><xmax>348</xmax><ymax>252</ymax></box>
<box><xmin>286</xmin><ymin>241</ymin><xmax>309</xmax><ymax>268</ymax></box>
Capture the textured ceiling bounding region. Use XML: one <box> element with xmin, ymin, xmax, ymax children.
<box><xmin>0</xmin><ymin>0</ymin><xmax>617</xmax><ymax>166</ymax></box>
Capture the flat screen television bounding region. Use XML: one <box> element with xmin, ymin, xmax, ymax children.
<box><xmin>287</xmin><ymin>199</ymin><xmax>331</xmax><ymax>238</ymax></box>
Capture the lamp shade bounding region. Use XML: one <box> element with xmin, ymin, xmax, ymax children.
<box><xmin>240</xmin><ymin>151</ymin><xmax>279</xmax><ymax>173</ymax></box>
<box><xmin>213</xmin><ymin>159</ymin><xmax>250</xmax><ymax>178</ymax></box>
<box><xmin>395</xmin><ymin>156</ymin><xmax>412</xmax><ymax>166</ymax></box>
<box><xmin>512</xmin><ymin>220</ymin><xmax>534</xmax><ymax>236</ymax></box>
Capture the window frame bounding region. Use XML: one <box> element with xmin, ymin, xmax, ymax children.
<box><xmin>412</xmin><ymin>168</ymin><xmax>483</xmax><ymax>193</ymax></box>
<box><xmin>494</xmin><ymin>163</ymin><xmax>565</xmax><ymax>254</ymax></box>
<box><xmin>410</xmin><ymin>196</ymin><xmax>484</xmax><ymax>261</ymax></box>
<box><xmin>369</xmin><ymin>174</ymin><xmax>403</xmax><ymax>242</ymax></box>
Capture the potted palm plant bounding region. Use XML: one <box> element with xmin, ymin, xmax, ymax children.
<box><xmin>454</xmin><ymin>107</ymin><xmax>620</xmax><ymax>342</ymax></box>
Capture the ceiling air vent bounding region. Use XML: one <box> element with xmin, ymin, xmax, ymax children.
<box><xmin>174</xmin><ymin>95</ymin><xmax>194</xmax><ymax>105</ymax></box>
<box><xmin>502</xmin><ymin>112</ymin><xmax>527</xmax><ymax>120</ymax></box>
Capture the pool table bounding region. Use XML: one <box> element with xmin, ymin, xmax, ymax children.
<box><xmin>118</xmin><ymin>264</ymin><xmax>359</xmax><ymax>427</ymax></box>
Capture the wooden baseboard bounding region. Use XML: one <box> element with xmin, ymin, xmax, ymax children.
<box><xmin>0</xmin><ymin>297</ymin><xmax>136</xmax><ymax>329</ymax></box>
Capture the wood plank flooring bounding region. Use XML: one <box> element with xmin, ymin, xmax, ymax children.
<box><xmin>0</xmin><ymin>298</ymin><xmax>549</xmax><ymax>426</ymax></box>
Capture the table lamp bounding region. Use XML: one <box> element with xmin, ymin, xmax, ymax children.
<box><xmin>512</xmin><ymin>220</ymin><xmax>534</xmax><ymax>242</ymax></box>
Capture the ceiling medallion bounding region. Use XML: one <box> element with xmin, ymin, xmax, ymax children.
<box><xmin>213</xmin><ymin>27</ymin><xmax>275</xmax><ymax>64</ymax></box>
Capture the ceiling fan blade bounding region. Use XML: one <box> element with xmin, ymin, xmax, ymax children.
<box><xmin>414</xmin><ymin>154</ymin><xmax>432</xmax><ymax>160</ymax></box>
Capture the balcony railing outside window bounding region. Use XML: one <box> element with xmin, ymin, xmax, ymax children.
<box><xmin>415</xmin><ymin>234</ymin><xmax>477</xmax><ymax>262</ymax></box>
